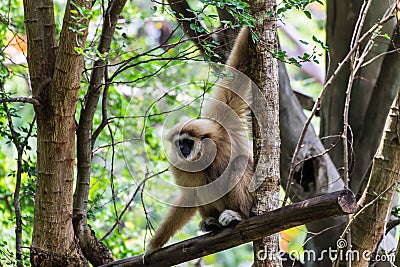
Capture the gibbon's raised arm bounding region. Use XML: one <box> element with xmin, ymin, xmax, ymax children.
<box><xmin>202</xmin><ymin>27</ymin><xmax>251</xmax><ymax>124</ymax></box>
<box><xmin>226</xmin><ymin>27</ymin><xmax>249</xmax><ymax>70</ymax></box>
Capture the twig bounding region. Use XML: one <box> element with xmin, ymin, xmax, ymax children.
<box><xmin>0</xmin><ymin>97</ymin><xmax>39</xmax><ymax>106</ymax></box>
<box><xmin>343</xmin><ymin>0</ymin><xmax>373</xmax><ymax>188</ymax></box>
<box><xmin>340</xmin><ymin>3</ymin><xmax>373</xmax><ymax>264</ymax></box>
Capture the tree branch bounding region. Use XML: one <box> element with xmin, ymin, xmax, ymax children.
<box><xmin>23</xmin><ymin>0</ymin><xmax>57</xmax><ymax>96</ymax></box>
<box><xmin>350</xmin><ymin>76</ymin><xmax>400</xmax><ymax>267</ymax></box>
<box><xmin>0</xmin><ymin>97</ymin><xmax>40</xmax><ymax>106</ymax></box>
<box><xmin>167</xmin><ymin>0</ymin><xmax>233</xmax><ymax>62</ymax></box>
<box><xmin>100</xmin><ymin>190</ymin><xmax>356</xmax><ymax>267</ymax></box>
<box><xmin>2</xmin><ymin>82</ymin><xmax>23</xmax><ymax>267</ymax></box>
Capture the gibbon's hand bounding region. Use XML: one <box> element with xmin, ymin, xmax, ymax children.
<box><xmin>199</xmin><ymin>217</ymin><xmax>222</xmax><ymax>232</ymax></box>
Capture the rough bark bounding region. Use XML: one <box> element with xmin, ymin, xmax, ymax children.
<box><xmin>23</xmin><ymin>0</ymin><xmax>56</xmax><ymax>95</ymax></box>
<box><xmin>350</xmin><ymin>87</ymin><xmax>400</xmax><ymax>267</ymax></box>
<box><xmin>24</xmin><ymin>0</ymin><xmax>92</xmax><ymax>266</ymax></box>
<box><xmin>247</xmin><ymin>1</ymin><xmax>280</xmax><ymax>266</ymax></box>
<box><xmin>72</xmin><ymin>0</ymin><xmax>128</xmax><ymax>265</ymax></box>
<box><xmin>102</xmin><ymin>190</ymin><xmax>356</xmax><ymax>267</ymax></box>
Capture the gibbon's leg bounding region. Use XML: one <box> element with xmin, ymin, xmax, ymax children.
<box><xmin>144</xmin><ymin>195</ymin><xmax>197</xmax><ymax>258</ymax></box>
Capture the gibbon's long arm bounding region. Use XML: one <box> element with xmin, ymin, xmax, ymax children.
<box><xmin>226</xmin><ymin>27</ymin><xmax>249</xmax><ymax>69</ymax></box>
<box><xmin>202</xmin><ymin>27</ymin><xmax>250</xmax><ymax>124</ymax></box>
<box><xmin>146</xmin><ymin>196</ymin><xmax>197</xmax><ymax>254</ymax></box>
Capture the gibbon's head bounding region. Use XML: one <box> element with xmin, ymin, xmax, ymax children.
<box><xmin>166</xmin><ymin>118</ymin><xmax>225</xmax><ymax>173</ymax></box>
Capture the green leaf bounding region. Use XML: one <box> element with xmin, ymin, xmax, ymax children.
<box><xmin>74</xmin><ymin>47</ymin><xmax>84</xmax><ymax>54</ymax></box>
<box><xmin>299</xmin><ymin>40</ymin><xmax>309</xmax><ymax>45</ymax></box>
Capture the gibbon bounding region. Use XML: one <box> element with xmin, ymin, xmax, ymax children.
<box><xmin>145</xmin><ymin>27</ymin><xmax>253</xmax><ymax>258</ymax></box>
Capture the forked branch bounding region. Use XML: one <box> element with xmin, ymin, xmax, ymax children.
<box><xmin>100</xmin><ymin>190</ymin><xmax>357</xmax><ymax>267</ymax></box>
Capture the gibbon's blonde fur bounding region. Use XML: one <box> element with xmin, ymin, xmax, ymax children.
<box><xmin>146</xmin><ymin>27</ymin><xmax>253</xmax><ymax>255</ymax></box>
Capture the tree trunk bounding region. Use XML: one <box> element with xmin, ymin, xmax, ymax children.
<box><xmin>24</xmin><ymin>0</ymin><xmax>93</xmax><ymax>266</ymax></box>
<box><xmin>248</xmin><ymin>1</ymin><xmax>281</xmax><ymax>266</ymax></box>
<box><xmin>350</xmin><ymin>79</ymin><xmax>400</xmax><ymax>267</ymax></box>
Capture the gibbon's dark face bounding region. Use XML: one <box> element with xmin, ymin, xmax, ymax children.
<box><xmin>166</xmin><ymin>119</ymin><xmax>218</xmax><ymax>173</ymax></box>
<box><xmin>176</xmin><ymin>138</ymin><xmax>194</xmax><ymax>158</ymax></box>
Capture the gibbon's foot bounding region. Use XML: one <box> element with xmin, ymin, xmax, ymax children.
<box><xmin>143</xmin><ymin>246</ymin><xmax>158</xmax><ymax>265</ymax></box>
<box><xmin>199</xmin><ymin>217</ymin><xmax>222</xmax><ymax>232</ymax></box>
<box><xmin>218</xmin><ymin>209</ymin><xmax>242</xmax><ymax>227</ymax></box>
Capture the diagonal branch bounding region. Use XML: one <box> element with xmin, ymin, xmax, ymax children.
<box><xmin>100</xmin><ymin>190</ymin><xmax>356</xmax><ymax>267</ymax></box>
<box><xmin>350</xmin><ymin>73</ymin><xmax>400</xmax><ymax>267</ymax></box>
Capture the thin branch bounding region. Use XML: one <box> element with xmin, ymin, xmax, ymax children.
<box><xmin>107</xmin><ymin>119</ymin><xmax>120</xmax><ymax>233</ymax></box>
<box><xmin>360</xmin><ymin>48</ymin><xmax>398</xmax><ymax>68</ymax></box>
<box><xmin>0</xmin><ymin>195</ymin><xmax>13</xmax><ymax>212</ymax></box>
<box><xmin>339</xmin><ymin>3</ymin><xmax>373</xmax><ymax>263</ymax></box>
<box><xmin>343</xmin><ymin>0</ymin><xmax>373</xmax><ymax>188</ymax></box>
<box><xmin>100</xmin><ymin>190</ymin><xmax>357</xmax><ymax>267</ymax></box>
<box><xmin>0</xmin><ymin>97</ymin><xmax>39</xmax><ymax>105</ymax></box>
<box><xmin>91</xmin><ymin>62</ymin><xmax>111</xmax><ymax>147</ymax></box>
